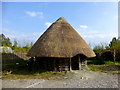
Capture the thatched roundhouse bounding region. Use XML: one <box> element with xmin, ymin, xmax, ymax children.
<box><xmin>27</xmin><ymin>17</ymin><xmax>96</xmax><ymax>71</ymax></box>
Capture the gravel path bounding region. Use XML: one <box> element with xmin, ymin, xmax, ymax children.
<box><xmin>2</xmin><ymin>70</ymin><xmax>119</xmax><ymax>88</ymax></box>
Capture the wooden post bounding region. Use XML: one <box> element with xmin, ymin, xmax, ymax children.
<box><xmin>47</xmin><ymin>59</ymin><xmax>48</xmax><ymax>70</ymax></box>
<box><xmin>69</xmin><ymin>58</ymin><xmax>72</xmax><ymax>71</ymax></box>
<box><xmin>78</xmin><ymin>55</ymin><xmax>81</xmax><ymax>70</ymax></box>
<box><xmin>53</xmin><ymin>59</ymin><xmax>56</xmax><ymax>71</ymax></box>
<box><xmin>59</xmin><ymin>59</ymin><xmax>62</xmax><ymax>71</ymax></box>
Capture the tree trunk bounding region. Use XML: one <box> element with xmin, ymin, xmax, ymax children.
<box><xmin>69</xmin><ymin>58</ymin><xmax>72</xmax><ymax>71</ymax></box>
<box><xmin>113</xmin><ymin>49</ymin><xmax>116</xmax><ymax>62</ymax></box>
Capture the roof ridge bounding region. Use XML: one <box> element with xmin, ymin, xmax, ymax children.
<box><xmin>55</xmin><ymin>17</ymin><xmax>68</xmax><ymax>23</ymax></box>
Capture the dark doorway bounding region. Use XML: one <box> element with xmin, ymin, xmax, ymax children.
<box><xmin>71</xmin><ymin>55</ymin><xmax>79</xmax><ymax>70</ymax></box>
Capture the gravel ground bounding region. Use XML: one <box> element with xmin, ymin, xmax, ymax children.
<box><xmin>2</xmin><ymin>70</ymin><xmax>119</xmax><ymax>88</ymax></box>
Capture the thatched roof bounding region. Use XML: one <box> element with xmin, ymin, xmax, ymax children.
<box><xmin>27</xmin><ymin>17</ymin><xmax>96</xmax><ymax>58</ymax></box>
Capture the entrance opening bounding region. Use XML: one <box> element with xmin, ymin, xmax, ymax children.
<box><xmin>71</xmin><ymin>55</ymin><xmax>79</xmax><ymax>70</ymax></box>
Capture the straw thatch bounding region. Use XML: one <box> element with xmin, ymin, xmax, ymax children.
<box><xmin>27</xmin><ymin>17</ymin><xmax>96</xmax><ymax>58</ymax></box>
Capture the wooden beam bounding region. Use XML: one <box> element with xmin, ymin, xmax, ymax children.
<box><xmin>53</xmin><ymin>59</ymin><xmax>55</xmax><ymax>71</ymax></box>
<box><xmin>69</xmin><ymin>58</ymin><xmax>72</xmax><ymax>71</ymax></box>
<box><xmin>59</xmin><ymin>59</ymin><xmax>61</xmax><ymax>71</ymax></box>
<box><xmin>78</xmin><ymin>55</ymin><xmax>81</xmax><ymax>70</ymax></box>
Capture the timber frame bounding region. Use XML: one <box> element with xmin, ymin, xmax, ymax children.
<box><xmin>35</xmin><ymin>54</ymin><xmax>87</xmax><ymax>71</ymax></box>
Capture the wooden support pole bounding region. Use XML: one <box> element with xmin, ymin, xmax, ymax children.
<box><xmin>59</xmin><ymin>59</ymin><xmax>62</xmax><ymax>71</ymax></box>
<box><xmin>69</xmin><ymin>58</ymin><xmax>72</xmax><ymax>71</ymax></box>
<box><xmin>53</xmin><ymin>59</ymin><xmax>55</xmax><ymax>71</ymax></box>
<box><xmin>47</xmin><ymin>59</ymin><xmax>48</xmax><ymax>70</ymax></box>
<box><xmin>78</xmin><ymin>55</ymin><xmax>81</xmax><ymax>70</ymax></box>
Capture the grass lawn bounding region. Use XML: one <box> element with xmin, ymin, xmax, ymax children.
<box><xmin>2</xmin><ymin>59</ymin><xmax>70</xmax><ymax>80</ymax></box>
<box><xmin>87</xmin><ymin>59</ymin><xmax>120</xmax><ymax>74</ymax></box>
<box><xmin>2</xmin><ymin>71</ymin><xmax>68</xmax><ymax>80</ymax></box>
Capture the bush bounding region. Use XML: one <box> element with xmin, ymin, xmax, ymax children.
<box><xmin>88</xmin><ymin>58</ymin><xmax>105</xmax><ymax>65</ymax></box>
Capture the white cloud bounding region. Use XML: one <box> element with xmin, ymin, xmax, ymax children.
<box><xmin>114</xmin><ymin>15</ymin><xmax>118</xmax><ymax>19</ymax></box>
<box><xmin>2</xmin><ymin>27</ymin><xmax>118</xmax><ymax>48</ymax></box>
<box><xmin>45</xmin><ymin>22</ymin><xmax>52</xmax><ymax>28</ymax></box>
<box><xmin>82</xmin><ymin>35</ymin><xmax>94</xmax><ymax>39</ymax></box>
<box><xmin>103</xmin><ymin>12</ymin><xmax>108</xmax><ymax>15</ymax></box>
<box><xmin>76</xmin><ymin>28</ymin><xmax>118</xmax><ymax>47</ymax></box>
<box><xmin>80</xmin><ymin>25</ymin><xmax>88</xmax><ymax>29</ymax></box>
<box><xmin>2</xmin><ymin>28</ymin><xmax>41</xmax><ymax>46</ymax></box>
<box><xmin>26</xmin><ymin>11</ymin><xmax>44</xmax><ymax>19</ymax></box>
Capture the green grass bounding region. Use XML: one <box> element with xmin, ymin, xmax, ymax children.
<box><xmin>2</xmin><ymin>58</ymin><xmax>69</xmax><ymax>80</ymax></box>
<box><xmin>2</xmin><ymin>71</ymin><xmax>67</xmax><ymax>80</ymax></box>
<box><xmin>2</xmin><ymin>58</ymin><xmax>120</xmax><ymax>79</ymax></box>
<box><xmin>88</xmin><ymin>59</ymin><xmax>120</xmax><ymax>65</ymax></box>
<box><xmin>104</xmin><ymin>61</ymin><xmax>120</xmax><ymax>65</ymax></box>
<box><xmin>87</xmin><ymin>59</ymin><xmax>120</xmax><ymax>74</ymax></box>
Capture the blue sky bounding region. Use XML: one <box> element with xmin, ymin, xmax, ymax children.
<box><xmin>2</xmin><ymin>2</ymin><xmax>118</xmax><ymax>47</ymax></box>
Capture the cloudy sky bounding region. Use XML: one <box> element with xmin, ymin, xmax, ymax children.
<box><xmin>2</xmin><ymin>2</ymin><xmax>118</xmax><ymax>47</ymax></box>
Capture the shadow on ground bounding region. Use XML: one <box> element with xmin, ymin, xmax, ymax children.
<box><xmin>2</xmin><ymin>53</ymin><xmax>48</xmax><ymax>76</ymax></box>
